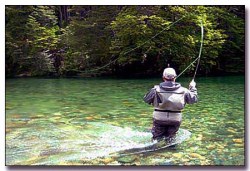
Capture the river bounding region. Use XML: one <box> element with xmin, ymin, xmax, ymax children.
<box><xmin>5</xmin><ymin>76</ymin><xmax>244</xmax><ymax>165</ymax></box>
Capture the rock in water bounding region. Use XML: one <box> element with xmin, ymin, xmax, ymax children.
<box><xmin>117</xmin><ymin>156</ymin><xmax>137</xmax><ymax>163</ymax></box>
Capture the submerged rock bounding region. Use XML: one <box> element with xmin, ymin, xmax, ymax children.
<box><xmin>189</xmin><ymin>153</ymin><xmax>206</xmax><ymax>160</ymax></box>
<box><xmin>233</xmin><ymin>138</ymin><xmax>243</xmax><ymax>143</ymax></box>
<box><xmin>158</xmin><ymin>160</ymin><xmax>173</xmax><ymax>165</ymax></box>
<box><xmin>206</xmin><ymin>144</ymin><xmax>216</xmax><ymax>150</ymax></box>
<box><xmin>102</xmin><ymin>157</ymin><xmax>114</xmax><ymax>165</ymax></box>
<box><xmin>172</xmin><ymin>153</ymin><xmax>183</xmax><ymax>158</ymax></box>
<box><xmin>117</xmin><ymin>155</ymin><xmax>137</xmax><ymax>163</ymax></box>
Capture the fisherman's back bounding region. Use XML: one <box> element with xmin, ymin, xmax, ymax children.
<box><xmin>143</xmin><ymin>68</ymin><xmax>198</xmax><ymax>140</ymax></box>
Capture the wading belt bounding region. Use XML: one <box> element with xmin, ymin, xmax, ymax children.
<box><xmin>154</xmin><ymin>109</ymin><xmax>181</xmax><ymax>113</ymax></box>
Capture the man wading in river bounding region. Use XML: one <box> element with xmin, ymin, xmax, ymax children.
<box><xmin>144</xmin><ymin>68</ymin><xmax>198</xmax><ymax>141</ymax></box>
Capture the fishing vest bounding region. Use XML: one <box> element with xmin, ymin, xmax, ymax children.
<box><xmin>153</xmin><ymin>85</ymin><xmax>186</xmax><ymax>112</ymax></box>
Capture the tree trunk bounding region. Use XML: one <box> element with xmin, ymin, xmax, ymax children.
<box><xmin>58</xmin><ymin>6</ymin><xmax>63</xmax><ymax>28</ymax></box>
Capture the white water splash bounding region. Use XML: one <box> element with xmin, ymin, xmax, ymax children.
<box><xmin>6</xmin><ymin>121</ymin><xmax>191</xmax><ymax>165</ymax></box>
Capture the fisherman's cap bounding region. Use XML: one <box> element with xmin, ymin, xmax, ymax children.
<box><xmin>163</xmin><ymin>68</ymin><xmax>177</xmax><ymax>79</ymax></box>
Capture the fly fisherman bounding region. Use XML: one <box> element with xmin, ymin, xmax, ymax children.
<box><xmin>144</xmin><ymin>68</ymin><xmax>198</xmax><ymax>141</ymax></box>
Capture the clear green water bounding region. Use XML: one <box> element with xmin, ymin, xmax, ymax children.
<box><xmin>6</xmin><ymin>76</ymin><xmax>245</xmax><ymax>165</ymax></box>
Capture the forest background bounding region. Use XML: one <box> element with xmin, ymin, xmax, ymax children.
<box><xmin>5</xmin><ymin>5</ymin><xmax>245</xmax><ymax>78</ymax></box>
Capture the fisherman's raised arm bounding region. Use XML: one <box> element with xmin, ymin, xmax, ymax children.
<box><xmin>185</xmin><ymin>79</ymin><xmax>198</xmax><ymax>104</ymax></box>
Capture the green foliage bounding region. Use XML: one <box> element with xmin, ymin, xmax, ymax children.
<box><xmin>109</xmin><ymin>6</ymin><xmax>234</xmax><ymax>75</ymax></box>
<box><xmin>5</xmin><ymin>6</ymin><xmax>33</xmax><ymax>76</ymax></box>
<box><xmin>5</xmin><ymin>5</ymin><xmax>244</xmax><ymax>77</ymax></box>
<box><xmin>59</xmin><ymin>6</ymin><xmax>120</xmax><ymax>74</ymax></box>
<box><xmin>211</xmin><ymin>6</ymin><xmax>244</xmax><ymax>73</ymax></box>
<box><xmin>6</xmin><ymin>5</ymin><xmax>60</xmax><ymax>76</ymax></box>
<box><xmin>110</xmin><ymin>6</ymin><xmax>176</xmax><ymax>74</ymax></box>
<box><xmin>25</xmin><ymin>6</ymin><xmax>60</xmax><ymax>75</ymax></box>
<box><xmin>26</xmin><ymin>11</ymin><xmax>59</xmax><ymax>53</ymax></box>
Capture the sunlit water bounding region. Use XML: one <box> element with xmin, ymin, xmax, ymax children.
<box><xmin>6</xmin><ymin>76</ymin><xmax>244</xmax><ymax>165</ymax></box>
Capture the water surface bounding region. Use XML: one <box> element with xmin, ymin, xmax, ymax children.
<box><xmin>6</xmin><ymin>76</ymin><xmax>244</xmax><ymax>165</ymax></box>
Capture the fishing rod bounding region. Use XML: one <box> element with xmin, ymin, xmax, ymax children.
<box><xmin>193</xmin><ymin>20</ymin><xmax>204</xmax><ymax>80</ymax></box>
<box><xmin>175</xmin><ymin>20</ymin><xmax>204</xmax><ymax>80</ymax></box>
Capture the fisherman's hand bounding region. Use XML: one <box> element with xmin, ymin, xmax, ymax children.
<box><xmin>189</xmin><ymin>79</ymin><xmax>196</xmax><ymax>89</ymax></box>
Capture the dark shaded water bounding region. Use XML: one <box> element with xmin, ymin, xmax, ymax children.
<box><xmin>5</xmin><ymin>76</ymin><xmax>244</xmax><ymax>165</ymax></box>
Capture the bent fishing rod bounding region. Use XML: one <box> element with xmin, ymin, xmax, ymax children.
<box><xmin>175</xmin><ymin>20</ymin><xmax>204</xmax><ymax>81</ymax></box>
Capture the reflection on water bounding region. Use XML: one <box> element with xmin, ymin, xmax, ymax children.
<box><xmin>6</xmin><ymin>76</ymin><xmax>244</xmax><ymax>165</ymax></box>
